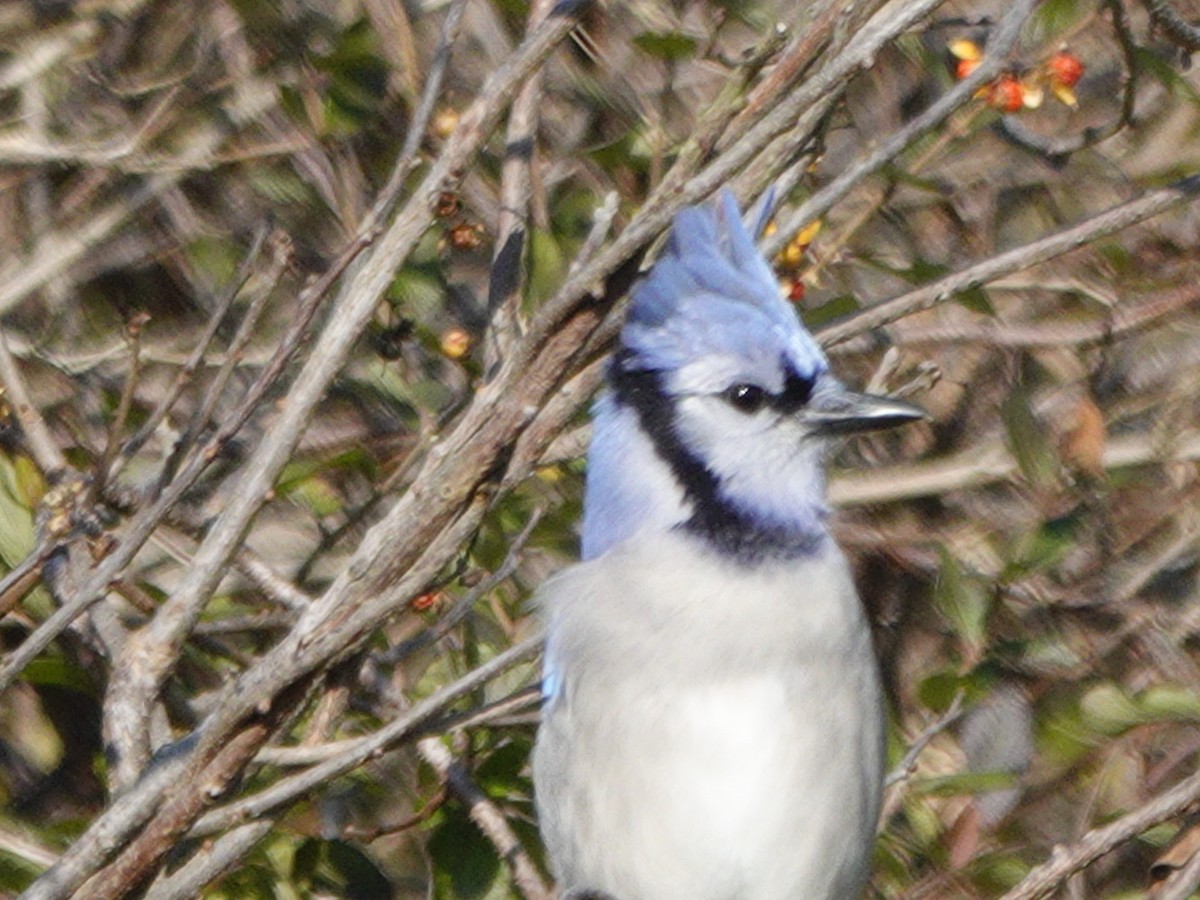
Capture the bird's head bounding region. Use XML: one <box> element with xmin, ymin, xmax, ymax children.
<box><xmin>582</xmin><ymin>191</ymin><xmax>923</xmax><ymax>562</ymax></box>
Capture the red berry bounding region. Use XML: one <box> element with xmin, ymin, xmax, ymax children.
<box><xmin>411</xmin><ymin>591</ymin><xmax>443</xmax><ymax>611</ymax></box>
<box><xmin>1048</xmin><ymin>51</ymin><xmax>1084</xmax><ymax>88</ymax></box>
<box><xmin>788</xmin><ymin>280</ymin><xmax>806</xmax><ymax>302</ymax></box>
<box><xmin>448</xmin><ymin>222</ymin><xmax>484</xmax><ymax>250</ymax></box>
<box><xmin>955</xmin><ymin>58</ymin><xmax>981</xmax><ymax>81</ymax></box>
<box><xmin>987</xmin><ymin>75</ymin><xmax>1025</xmax><ymax>113</ymax></box>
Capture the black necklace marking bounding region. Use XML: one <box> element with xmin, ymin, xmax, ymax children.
<box><xmin>608</xmin><ymin>349</ymin><xmax>821</xmax><ymax>562</ymax></box>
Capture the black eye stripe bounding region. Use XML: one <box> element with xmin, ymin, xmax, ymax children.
<box><xmin>779</xmin><ymin>369</ymin><xmax>815</xmax><ymax>412</ymax></box>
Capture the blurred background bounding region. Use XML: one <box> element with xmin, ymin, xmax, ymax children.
<box><xmin>1</xmin><ymin>0</ymin><xmax>1200</xmax><ymax>896</ymax></box>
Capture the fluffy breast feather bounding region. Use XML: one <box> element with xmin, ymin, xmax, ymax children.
<box><xmin>534</xmin><ymin>530</ymin><xmax>885</xmax><ymax>900</ymax></box>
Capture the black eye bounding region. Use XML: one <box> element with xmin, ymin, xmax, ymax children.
<box><xmin>723</xmin><ymin>383</ymin><xmax>768</xmax><ymax>413</ymax></box>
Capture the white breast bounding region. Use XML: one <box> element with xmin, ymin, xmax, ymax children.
<box><xmin>533</xmin><ymin>530</ymin><xmax>885</xmax><ymax>900</ymax></box>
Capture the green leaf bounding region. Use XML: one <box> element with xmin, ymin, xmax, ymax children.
<box><xmin>22</xmin><ymin>656</ymin><xmax>98</xmax><ymax>697</ymax></box>
<box><xmin>292</xmin><ymin>837</ymin><xmax>322</xmax><ymax>886</ymax></box>
<box><xmin>801</xmin><ymin>295</ymin><xmax>859</xmax><ymax>329</ymax></box>
<box><xmin>917</xmin><ymin>671</ymin><xmax>962</xmax><ymax>713</ymax></box>
<box><xmin>969</xmin><ymin>851</ymin><xmax>1031</xmax><ymax>893</ymax></box>
<box><xmin>477</xmin><ymin>739</ymin><xmax>534</xmax><ymax>800</ymax></box>
<box><xmin>1137</xmin><ymin>684</ymin><xmax>1200</xmax><ymax>722</ymax></box>
<box><xmin>916</xmin><ymin>668</ymin><xmax>994</xmax><ymax>713</ymax></box>
<box><xmin>1014</xmin><ymin>634</ymin><xmax>1084</xmax><ymax>674</ymax></box>
<box><xmin>0</xmin><ymin>453</ymin><xmax>50</xmax><ymax>618</ymax></box>
<box><xmin>291</xmin><ymin>838</ymin><xmax>392</xmax><ymax>899</ymax></box>
<box><xmin>284</xmin><ymin>474</ymin><xmax>343</xmax><ymax>517</ymax></box>
<box><xmin>915</xmin><ymin>770</ymin><xmax>1018</xmax><ymax>797</ymax></box>
<box><xmin>1036</xmin><ymin>694</ymin><xmax>1095</xmax><ymax>766</ymax></box>
<box><xmin>1001</xmin><ymin>385</ymin><xmax>1059</xmax><ymax>488</ymax></box>
<box><xmin>933</xmin><ymin>550</ymin><xmax>992</xmax><ymax>652</ymax></box>
<box><xmin>1031</xmin><ymin>0</ymin><xmax>1090</xmax><ymax>39</ymax></box>
<box><xmin>527</xmin><ymin>228</ymin><xmax>567</xmax><ymax>305</ymax></box>
<box><xmin>633</xmin><ymin>31</ymin><xmax>699</xmax><ymax>61</ymax></box>
<box><xmin>0</xmin><ymin>453</ymin><xmax>36</xmax><ymax>570</ymax></box>
<box><xmin>870</xmin><ymin>257</ymin><xmax>948</xmax><ymax>284</ymax></box>
<box><xmin>247</xmin><ymin>166</ymin><xmax>313</xmax><ymax>205</ymax></box>
<box><xmin>388</xmin><ymin>267</ymin><xmax>445</xmax><ymax>322</ymax></box>
<box><xmin>1141</xmin><ymin>823</ymin><xmax>1179</xmax><ymax>848</ymax></box>
<box><xmin>325</xmin><ymin>841</ymin><xmax>393</xmax><ymax>898</ymax></box>
<box><xmin>0</xmin><ymin>849</ymin><xmax>43</xmax><ymax>893</ymax></box>
<box><xmin>188</xmin><ymin>235</ymin><xmax>250</xmax><ymax>290</ymax></box>
<box><xmin>1008</xmin><ymin>512</ymin><xmax>1081</xmax><ymax>576</ymax></box>
<box><xmin>1079</xmin><ymin>682</ymin><xmax>1142</xmax><ymax>735</ymax></box>
<box><xmin>312</xmin><ymin>19</ymin><xmax>390</xmax><ymax>134</ymax></box>
<box><xmin>587</xmin><ymin>131</ymin><xmax>640</xmax><ymax>171</ymax></box>
<box><xmin>12</xmin><ymin>455</ymin><xmax>45</xmax><ymax>508</ymax></box>
<box><xmin>955</xmin><ymin>285</ymin><xmax>996</xmax><ymax>317</ymax></box>
<box><xmin>429</xmin><ymin>811</ymin><xmax>505</xmax><ymax>899</ymax></box>
<box><xmin>1133</xmin><ymin>47</ymin><xmax>1200</xmax><ymax>102</ymax></box>
<box><xmin>211</xmin><ymin>862</ymin><xmax>282</xmax><ymax>899</ymax></box>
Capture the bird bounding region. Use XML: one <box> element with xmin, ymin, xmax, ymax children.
<box><xmin>531</xmin><ymin>190</ymin><xmax>924</xmax><ymax>900</ymax></box>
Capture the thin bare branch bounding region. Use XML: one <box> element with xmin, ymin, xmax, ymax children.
<box><xmin>762</xmin><ymin>0</ymin><xmax>1037</xmax><ymax>258</ymax></box>
<box><xmin>827</xmin><ymin>429</ymin><xmax>1200</xmax><ymax>507</ymax></box>
<box><xmin>97</xmin><ymin>1</ymin><xmax>590</xmax><ymax>793</ymax></box>
<box><xmin>525</xmin><ymin>0</ymin><xmax>951</xmax><ymax>363</ymax></box>
<box><xmin>329</xmin><ymin>0</ymin><xmax>471</xmax><ymax>257</ymax></box>
<box><xmin>1000</xmin><ymin>770</ymin><xmax>1200</xmax><ymax>900</ymax></box>
<box><xmin>1154</xmin><ymin>838</ymin><xmax>1200</xmax><ymax>900</ymax></box>
<box><xmin>118</xmin><ymin>224</ymin><xmax>274</xmax><ymax>465</ymax></box>
<box><xmin>0</xmin><ymin>329</ymin><xmax>66</xmax><ymax>474</ymax></box>
<box><xmin>0</xmin><ymin>549</ymin><xmax>48</xmax><ymax>619</ymax></box>
<box><xmin>87</xmin><ymin>314</ymin><xmax>148</xmax><ymax>506</ymax></box>
<box><xmin>189</xmin><ymin>635</ymin><xmax>542</xmax><ymax>838</ymax></box>
<box><xmin>419</xmin><ymin>736</ymin><xmax>551</xmax><ymax>900</ymax></box>
<box><xmin>150</xmin><ymin>231</ymin><xmax>292</xmax><ymax>499</ymax></box>
<box><xmin>1145</xmin><ymin>0</ymin><xmax>1200</xmax><ymax>52</ymax></box>
<box><xmin>384</xmin><ymin>507</ymin><xmax>543</xmax><ymax>662</ymax></box>
<box><xmin>141</xmin><ymin>821</ymin><xmax>275</xmax><ymax>900</ymax></box>
<box><xmin>816</xmin><ymin>176</ymin><xmax>1200</xmax><ymax>349</ymax></box>
<box><xmin>483</xmin><ymin>0</ymin><xmax>557</xmax><ymax>371</ymax></box>
<box><xmin>0</xmin><ymin>92</ymin><xmax>276</xmax><ymax>319</ymax></box>
<box><xmin>884</xmin><ymin>693</ymin><xmax>967</xmax><ymax>789</ymax></box>
<box><xmin>827</xmin><ymin>282</ymin><xmax>1200</xmax><ymax>353</ymax></box>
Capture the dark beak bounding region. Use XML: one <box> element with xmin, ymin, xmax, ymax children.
<box><xmin>804</xmin><ymin>388</ymin><xmax>926</xmax><ymax>436</ymax></box>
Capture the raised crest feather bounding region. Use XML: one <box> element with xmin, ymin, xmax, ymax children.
<box><xmin>619</xmin><ymin>189</ymin><xmax>827</xmax><ymax>384</ymax></box>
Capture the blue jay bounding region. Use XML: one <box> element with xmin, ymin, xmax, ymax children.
<box><xmin>532</xmin><ymin>191</ymin><xmax>923</xmax><ymax>899</ymax></box>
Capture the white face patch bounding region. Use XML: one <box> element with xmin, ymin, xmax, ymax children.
<box><xmin>673</xmin><ymin>395</ymin><xmax>829</xmax><ymax>533</ymax></box>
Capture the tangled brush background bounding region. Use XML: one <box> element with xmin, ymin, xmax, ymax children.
<box><xmin>1</xmin><ymin>0</ymin><xmax>1200</xmax><ymax>896</ymax></box>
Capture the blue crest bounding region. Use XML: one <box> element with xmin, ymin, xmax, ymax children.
<box><xmin>618</xmin><ymin>190</ymin><xmax>827</xmax><ymax>394</ymax></box>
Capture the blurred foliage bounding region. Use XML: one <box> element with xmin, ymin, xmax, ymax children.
<box><xmin>0</xmin><ymin>0</ymin><xmax>1199</xmax><ymax>896</ymax></box>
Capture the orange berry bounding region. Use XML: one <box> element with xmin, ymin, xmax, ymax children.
<box><xmin>432</xmin><ymin>108</ymin><xmax>459</xmax><ymax>139</ymax></box>
<box><xmin>440</xmin><ymin>328</ymin><xmax>471</xmax><ymax>359</ymax></box>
